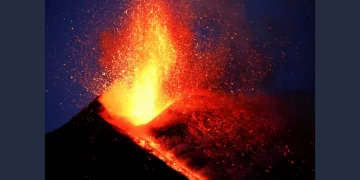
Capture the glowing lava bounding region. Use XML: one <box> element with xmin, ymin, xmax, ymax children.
<box><xmin>99</xmin><ymin>0</ymin><xmax>182</xmax><ymax>126</ymax></box>
<box><xmin>95</xmin><ymin>0</ymin><xmax>277</xmax><ymax>180</ymax></box>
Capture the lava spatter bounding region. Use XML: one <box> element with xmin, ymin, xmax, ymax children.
<box><xmin>91</xmin><ymin>0</ymin><xmax>278</xmax><ymax>179</ymax></box>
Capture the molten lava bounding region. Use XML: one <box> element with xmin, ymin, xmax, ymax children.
<box><xmin>96</xmin><ymin>0</ymin><xmax>279</xmax><ymax>179</ymax></box>
<box><xmin>99</xmin><ymin>1</ymin><xmax>182</xmax><ymax>125</ymax></box>
<box><xmin>98</xmin><ymin>2</ymin><xmax>208</xmax><ymax>178</ymax></box>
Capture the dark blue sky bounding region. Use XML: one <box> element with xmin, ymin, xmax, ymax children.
<box><xmin>45</xmin><ymin>0</ymin><xmax>314</xmax><ymax>133</ymax></box>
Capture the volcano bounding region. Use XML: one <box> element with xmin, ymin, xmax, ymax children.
<box><xmin>46</xmin><ymin>0</ymin><xmax>315</xmax><ymax>179</ymax></box>
<box><xmin>45</xmin><ymin>98</ymin><xmax>188</xmax><ymax>180</ymax></box>
<box><xmin>45</xmin><ymin>92</ymin><xmax>315</xmax><ymax>180</ymax></box>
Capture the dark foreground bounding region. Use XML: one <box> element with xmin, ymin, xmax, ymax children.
<box><xmin>45</xmin><ymin>92</ymin><xmax>314</xmax><ymax>180</ymax></box>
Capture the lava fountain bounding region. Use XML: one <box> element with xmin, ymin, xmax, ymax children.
<box><xmin>99</xmin><ymin>1</ymin><xmax>179</xmax><ymax>126</ymax></box>
<box><xmin>99</xmin><ymin>1</ymin><xmax>207</xmax><ymax>178</ymax></box>
<box><xmin>96</xmin><ymin>0</ymin><xmax>279</xmax><ymax>179</ymax></box>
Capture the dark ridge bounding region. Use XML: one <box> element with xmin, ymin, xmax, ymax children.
<box><xmin>45</xmin><ymin>98</ymin><xmax>188</xmax><ymax>180</ymax></box>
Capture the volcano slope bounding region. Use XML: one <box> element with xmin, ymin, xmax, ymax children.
<box><xmin>45</xmin><ymin>92</ymin><xmax>314</xmax><ymax>180</ymax></box>
<box><xmin>45</xmin><ymin>99</ymin><xmax>188</xmax><ymax>180</ymax></box>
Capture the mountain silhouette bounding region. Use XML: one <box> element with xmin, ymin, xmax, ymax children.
<box><xmin>45</xmin><ymin>98</ymin><xmax>188</xmax><ymax>180</ymax></box>
<box><xmin>46</xmin><ymin>92</ymin><xmax>314</xmax><ymax>180</ymax></box>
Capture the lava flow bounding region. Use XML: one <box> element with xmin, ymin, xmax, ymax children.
<box><xmin>97</xmin><ymin>0</ymin><xmax>279</xmax><ymax>179</ymax></box>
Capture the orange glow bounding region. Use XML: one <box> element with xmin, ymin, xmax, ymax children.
<box><xmin>133</xmin><ymin>135</ymin><xmax>206</xmax><ymax>180</ymax></box>
<box><xmin>99</xmin><ymin>0</ymin><xmax>181</xmax><ymax>125</ymax></box>
<box><xmin>94</xmin><ymin>0</ymin><xmax>276</xmax><ymax>179</ymax></box>
<box><xmin>98</xmin><ymin>1</ymin><xmax>210</xmax><ymax>179</ymax></box>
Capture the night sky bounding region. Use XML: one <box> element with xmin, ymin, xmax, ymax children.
<box><xmin>45</xmin><ymin>0</ymin><xmax>315</xmax><ymax>133</ymax></box>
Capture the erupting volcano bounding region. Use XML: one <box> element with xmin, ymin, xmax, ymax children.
<box><xmin>46</xmin><ymin>0</ymin><xmax>314</xmax><ymax>180</ymax></box>
<box><xmin>95</xmin><ymin>0</ymin><xmax>277</xmax><ymax>179</ymax></box>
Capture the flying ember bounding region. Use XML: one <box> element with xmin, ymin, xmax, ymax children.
<box><xmin>95</xmin><ymin>0</ymin><xmax>279</xmax><ymax>179</ymax></box>
<box><xmin>99</xmin><ymin>0</ymin><xmax>186</xmax><ymax>125</ymax></box>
